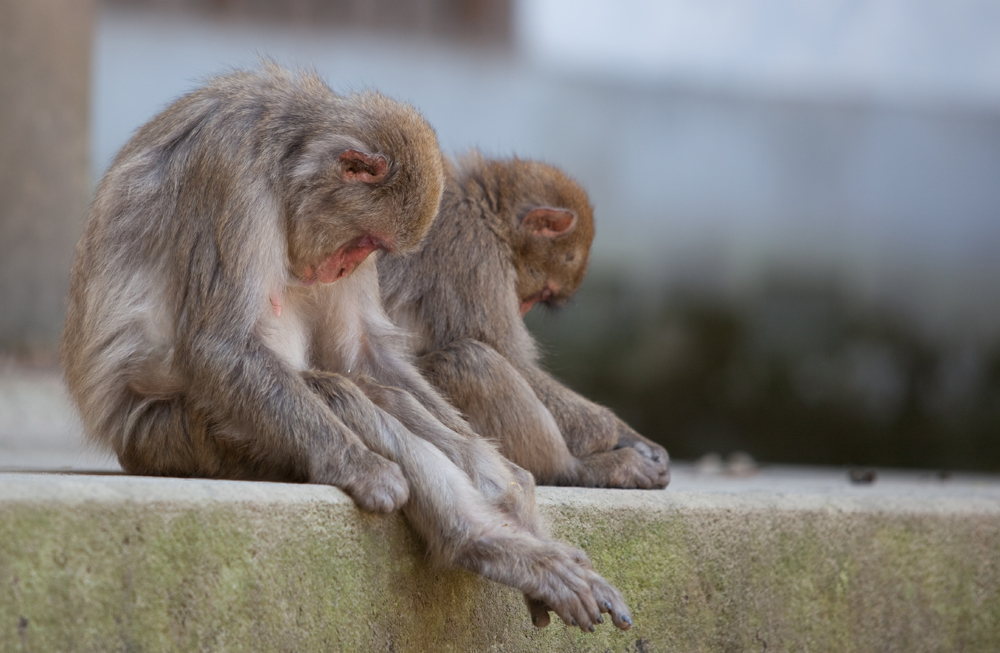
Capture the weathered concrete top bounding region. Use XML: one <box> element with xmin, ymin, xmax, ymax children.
<box><xmin>2</xmin><ymin>465</ymin><xmax>999</xmax><ymax>652</ymax></box>
<box><xmin>3</xmin><ymin>463</ymin><xmax>1000</xmax><ymax>509</ymax></box>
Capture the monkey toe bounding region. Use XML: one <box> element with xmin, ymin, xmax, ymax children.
<box><xmin>556</xmin><ymin>595</ymin><xmax>597</xmax><ymax>633</ymax></box>
<box><xmin>591</xmin><ymin>577</ymin><xmax>632</xmax><ymax>631</ymax></box>
<box><xmin>528</xmin><ymin>546</ymin><xmax>605</xmax><ymax>633</ymax></box>
<box><xmin>344</xmin><ymin>457</ymin><xmax>409</xmax><ymax>513</ymax></box>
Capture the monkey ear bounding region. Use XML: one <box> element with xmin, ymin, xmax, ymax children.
<box><xmin>521</xmin><ymin>208</ymin><xmax>577</xmax><ymax>238</ymax></box>
<box><xmin>339</xmin><ymin>149</ymin><xmax>388</xmax><ymax>183</ymax></box>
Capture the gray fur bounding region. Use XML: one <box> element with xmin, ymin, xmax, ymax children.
<box><xmin>381</xmin><ymin>153</ymin><xmax>670</xmax><ymax>488</ymax></box>
<box><xmin>62</xmin><ymin>65</ymin><xmax>631</xmax><ymax>632</ymax></box>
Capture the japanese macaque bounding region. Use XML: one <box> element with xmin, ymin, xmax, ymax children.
<box><xmin>379</xmin><ymin>154</ymin><xmax>670</xmax><ymax>489</ymax></box>
<box><xmin>61</xmin><ymin>65</ymin><xmax>630</xmax><ymax>632</ymax></box>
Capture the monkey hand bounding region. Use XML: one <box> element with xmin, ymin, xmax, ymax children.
<box><xmin>334</xmin><ymin>452</ymin><xmax>410</xmax><ymax>513</ymax></box>
<box><xmin>613</xmin><ymin>426</ymin><xmax>670</xmax><ymax>489</ymax></box>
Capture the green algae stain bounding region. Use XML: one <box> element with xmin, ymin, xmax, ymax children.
<box><xmin>3</xmin><ymin>493</ymin><xmax>1000</xmax><ymax>653</ymax></box>
<box><xmin>0</xmin><ymin>501</ymin><xmax>393</xmax><ymax>652</ymax></box>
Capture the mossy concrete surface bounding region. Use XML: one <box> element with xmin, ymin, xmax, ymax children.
<box><xmin>1</xmin><ymin>469</ymin><xmax>998</xmax><ymax>652</ymax></box>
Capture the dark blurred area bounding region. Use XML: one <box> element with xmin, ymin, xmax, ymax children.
<box><xmin>527</xmin><ymin>273</ymin><xmax>1000</xmax><ymax>471</ymax></box>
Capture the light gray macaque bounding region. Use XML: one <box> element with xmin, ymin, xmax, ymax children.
<box><xmin>380</xmin><ymin>154</ymin><xmax>670</xmax><ymax>489</ymax></box>
<box><xmin>62</xmin><ymin>65</ymin><xmax>631</xmax><ymax>632</ymax></box>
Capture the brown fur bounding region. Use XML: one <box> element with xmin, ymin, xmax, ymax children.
<box><xmin>380</xmin><ymin>153</ymin><xmax>670</xmax><ymax>488</ymax></box>
<box><xmin>61</xmin><ymin>65</ymin><xmax>631</xmax><ymax>632</ymax></box>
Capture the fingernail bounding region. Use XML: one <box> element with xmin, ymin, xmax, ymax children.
<box><xmin>622</xmin><ymin>615</ymin><xmax>632</xmax><ymax>626</ymax></box>
<box><xmin>589</xmin><ymin>625</ymin><xmax>596</xmax><ymax>632</ymax></box>
<box><xmin>597</xmin><ymin>615</ymin><xmax>603</xmax><ymax>624</ymax></box>
<box><xmin>570</xmin><ymin>619</ymin><xmax>577</xmax><ymax>626</ymax></box>
<box><xmin>603</xmin><ymin>601</ymin><xmax>612</xmax><ymax>610</ymax></box>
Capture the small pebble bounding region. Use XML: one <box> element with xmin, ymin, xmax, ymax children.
<box><xmin>849</xmin><ymin>468</ymin><xmax>877</xmax><ymax>484</ymax></box>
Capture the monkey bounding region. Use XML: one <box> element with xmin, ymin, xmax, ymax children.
<box><xmin>61</xmin><ymin>64</ymin><xmax>632</xmax><ymax>632</ymax></box>
<box><xmin>379</xmin><ymin>153</ymin><xmax>670</xmax><ymax>489</ymax></box>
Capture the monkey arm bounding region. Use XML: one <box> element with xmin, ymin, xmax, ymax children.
<box><xmin>357</xmin><ymin>333</ymin><xmax>535</xmax><ymax>501</ymax></box>
<box><xmin>518</xmin><ymin>364</ymin><xmax>670</xmax><ymax>488</ymax></box>
<box><xmin>372</xmin><ymin>348</ymin><xmax>480</xmax><ymax>438</ymax></box>
<box><xmin>305</xmin><ymin>368</ymin><xmax>632</xmax><ymax>633</ymax></box>
<box><xmin>488</xmin><ymin>319</ymin><xmax>659</xmax><ymax>460</ymax></box>
<box><xmin>176</xmin><ymin>328</ymin><xmax>409</xmax><ymax>512</ymax></box>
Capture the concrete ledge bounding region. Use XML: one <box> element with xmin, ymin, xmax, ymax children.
<box><xmin>2</xmin><ymin>468</ymin><xmax>999</xmax><ymax>652</ymax></box>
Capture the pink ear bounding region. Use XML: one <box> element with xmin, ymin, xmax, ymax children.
<box><xmin>339</xmin><ymin>149</ymin><xmax>388</xmax><ymax>183</ymax></box>
<box><xmin>521</xmin><ymin>208</ymin><xmax>577</xmax><ymax>238</ymax></box>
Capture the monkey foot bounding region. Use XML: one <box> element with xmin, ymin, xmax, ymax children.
<box><xmin>614</xmin><ymin>434</ymin><xmax>670</xmax><ymax>488</ymax></box>
<box><xmin>523</xmin><ymin>543</ymin><xmax>632</xmax><ymax>633</ymax></box>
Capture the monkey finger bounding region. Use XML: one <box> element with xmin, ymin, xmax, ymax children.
<box><xmin>524</xmin><ymin>596</ymin><xmax>551</xmax><ymax>628</ymax></box>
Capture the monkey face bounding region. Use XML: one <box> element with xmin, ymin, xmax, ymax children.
<box><xmin>510</xmin><ymin>165</ymin><xmax>595</xmax><ymax>316</ymax></box>
<box><xmin>285</xmin><ymin>94</ymin><xmax>445</xmax><ymax>285</ymax></box>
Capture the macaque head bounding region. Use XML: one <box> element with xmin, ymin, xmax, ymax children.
<box><xmin>508</xmin><ymin>161</ymin><xmax>595</xmax><ymax>317</ymax></box>
<box><xmin>284</xmin><ymin>89</ymin><xmax>445</xmax><ymax>285</ymax></box>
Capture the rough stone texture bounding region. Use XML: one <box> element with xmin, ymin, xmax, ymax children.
<box><xmin>0</xmin><ymin>0</ymin><xmax>92</xmax><ymax>353</ymax></box>
<box><xmin>1</xmin><ymin>469</ymin><xmax>998</xmax><ymax>652</ymax></box>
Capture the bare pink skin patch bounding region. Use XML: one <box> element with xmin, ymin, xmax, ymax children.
<box><xmin>269</xmin><ymin>294</ymin><xmax>282</xmax><ymax>317</ymax></box>
<box><xmin>299</xmin><ymin>234</ymin><xmax>391</xmax><ymax>286</ymax></box>
<box><xmin>519</xmin><ymin>283</ymin><xmax>558</xmax><ymax>318</ymax></box>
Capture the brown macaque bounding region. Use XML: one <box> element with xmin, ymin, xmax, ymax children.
<box><xmin>379</xmin><ymin>153</ymin><xmax>670</xmax><ymax>489</ymax></box>
<box><xmin>61</xmin><ymin>65</ymin><xmax>631</xmax><ymax>632</ymax></box>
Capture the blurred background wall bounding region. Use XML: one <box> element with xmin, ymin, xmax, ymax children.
<box><xmin>0</xmin><ymin>0</ymin><xmax>92</xmax><ymax>356</ymax></box>
<box><xmin>3</xmin><ymin>0</ymin><xmax>999</xmax><ymax>469</ymax></box>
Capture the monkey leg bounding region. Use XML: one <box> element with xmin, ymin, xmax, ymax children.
<box><xmin>308</xmin><ymin>370</ymin><xmax>539</xmax><ymax>533</ymax></box>
<box><xmin>112</xmin><ymin>392</ymin><xmax>227</xmax><ymax>479</ymax></box>
<box><xmin>305</xmin><ymin>370</ymin><xmax>632</xmax><ymax>632</ymax></box>
<box><xmin>109</xmin><ymin>370</ymin><xmax>408</xmax><ymax>513</ymax></box>
<box><xmin>111</xmin><ymin>390</ymin><xmax>314</xmax><ymax>482</ymax></box>
<box><xmin>419</xmin><ymin>339</ymin><xmax>667</xmax><ymax>488</ymax></box>
<box><xmin>417</xmin><ymin>340</ymin><xmax>576</xmax><ymax>482</ymax></box>
<box><xmin>520</xmin><ymin>364</ymin><xmax>670</xmax><ymax>488</ymax></box>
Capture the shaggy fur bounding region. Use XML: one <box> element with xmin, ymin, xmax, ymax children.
<box><xmin>380</xmin><ymin>154</ymin><xmax>670</xmax><ymax>488</ymax></box>
<box><xmin>62</xmin><ymin>65</ymin><xmax>631</xmax><ymax>632</ymax></box>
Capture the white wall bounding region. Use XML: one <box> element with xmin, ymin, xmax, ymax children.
<box><xmin>92</xmin><ymin>4</ymin><xmax>1000</xmax><ymax>338</ymax></box>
